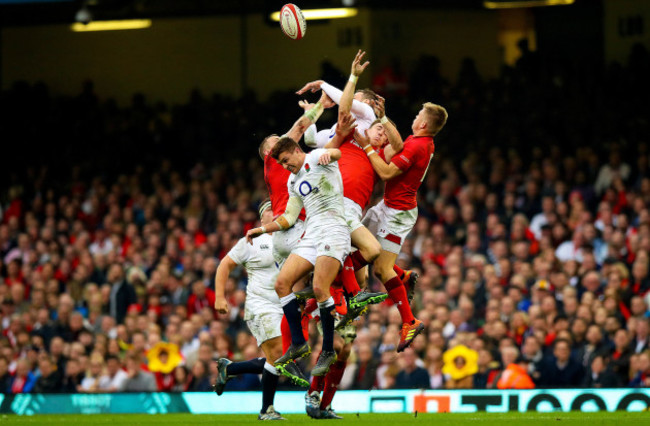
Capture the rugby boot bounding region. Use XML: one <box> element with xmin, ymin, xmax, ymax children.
<box><xmin>348</xmin><ymin>290</ymin><xmax>388</xmax><ymax>310</ymax></box>
<box><xmin>334</xmin><ymin>305</ymin><xmax>368</xmax><ymax>330</ymax></box>
<box><xmin>213</xmin><ymin>358</ymin><xmax>233</xmax><ymax>396</ymax></box>
<box><xmin>397</xmin><ymin>319</ymin><xmax>425</xmax><ymax>353</ymax></box>
<box><xmin>295</xmin><ymin>286</ymin><xmax>315</xmax><ymax>303</ymax></box>
<box><xmin>404</xmin><ymin>270</ymin><xmax>420</xmax><ymax>305</ymax></box>
<box><xmin>278</xmin><ymin>361</ymin><xmax>309</xmax><ymax>387</ymax></box>
<box><xmin>258</xmin><ymin>405</ymin><xmax>286</xmax><ymax>420</ymax></box>
<box><xmin>311</xmin><ymin>350</ymin><xmax>337</xmax><ymax>377</ymax></box>
<box><xmin>320</xmin><ymin>407</ymin><xmax>343</xmax><ymax>420</ymax></box>
<box><xmin>305</xmin><ymin>391</ymin><xmax>322</xmax><ymax>419</ymax></box>
<box><xmin>274</xmin><ymin>342</ymin><xmax>311</xmax><ymax>367</ymax></box>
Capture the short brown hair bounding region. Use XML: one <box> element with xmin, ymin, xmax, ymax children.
<box><xmin>270</xmin><ymin>136</ymin><xmax>300</xmax><ymax>160</ymax></box>
<box><xmin>423</xmin><ymin>102</ymin><xmax>448</xmax><ymax>135</ymax></box>
<box><xmin>355</xmin><ymin>88</ymin><xmax>379</xmax><ymax>103</ymax></box>
<box><xmin>259</xmin><ymin>134</ymin><xmax>278</xmax><ymax>160</ymax></box>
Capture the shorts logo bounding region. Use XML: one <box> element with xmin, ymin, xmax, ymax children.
<box><xmin>299</xmin><ymin>181</ymin><xmax>313</xmax><ymax>196</ymax></box>
<box><xmin>260</xmin><ymin>244</ymin><xmax>269</xmax><ymax>250</ymax></box>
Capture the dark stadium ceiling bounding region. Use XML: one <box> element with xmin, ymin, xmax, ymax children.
<box><xmin>0</xmin><ymin>0</ymin><xmax>488</xmax><ymax>26</ymax></box>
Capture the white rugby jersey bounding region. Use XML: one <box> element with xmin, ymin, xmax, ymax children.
<box><xmin>227</xmin><ymin>233</ymin><xmax>279</xmax><ymax>302</ymax></box>
<box><xmin>287</xmin><ymin>149</ymin><xmax>346</xmax><ymax>227</ymax></box>
<box><xmin>309</xmin><ymin>82</ymin><xmax>377</xmax><ymax>149</ymax></box>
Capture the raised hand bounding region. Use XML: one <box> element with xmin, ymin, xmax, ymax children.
<box><xmin>351</xmin><ymin>50</ymin><xmax>370</xmax><ymax>77</ymax></box>
<box><xmin>336</xmin><ymin>113</ymin><xmax>357</xmax><ymax>138</ymax></box>
<box><xmin>319</xmin><ymin>92</ymin><xmax>335</xmax><ymax>109</ymax></box>
<box><xmin>296</xmin><ymin>80</ymin><xmax>324</xmax><ymax>95</ymax></box>
<box><xmin>355</xmin><ymin>129</ymin><xmax>371</xmax><ymax>149</ymax></box>
<box><xmin>373</xmin><ymin>95</ymin><xmax>386</xmax><ymax>118</ymax></box>
<box><xmin>298</xmin><ymin>99</ymin><xmax>314</xmax><ymax>111</ymax></box>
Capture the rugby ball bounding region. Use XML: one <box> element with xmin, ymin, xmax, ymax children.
<box><xmin>279</xmin><ymin>4</ymin><xmax>306</xmax><ymax>40</ymax></box>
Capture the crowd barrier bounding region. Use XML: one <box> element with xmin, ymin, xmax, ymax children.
<box><xmin>1</xmin><ymin>389</ymin><xmax>649</xmax><ymax>415</ymax></box>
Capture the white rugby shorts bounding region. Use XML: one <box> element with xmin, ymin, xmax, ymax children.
<box><xmin>362</xmin><ymin>200</ymin><xmax>417</xmax><ymax>254</ymax></box>
<box><xmin>272</xmin><ymin>220</ymin><xmax>305</xmax><ymax>267</ymax></box>
<box><xmin>292</xmin><ymin>221</ymin><xmax>351</xmax><ymax>266</ymax></box>
<box><xmin>244</xmin><ymin>293</ymin><xmax>283</xmax><ymax>346</ymax></box>
<box><xmin>343</xmin><ymin>197</ymin><xmax>364</xmax><ymax>233</ymax></box>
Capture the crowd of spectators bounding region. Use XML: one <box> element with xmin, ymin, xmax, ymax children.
<box><xmin>1</xmin><ymin>41</ymin><xmax>650</xmax><ymax>394</ymax></box>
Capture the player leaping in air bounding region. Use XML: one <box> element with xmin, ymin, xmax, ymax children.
<box><xmin>347</xmin><ymin>51</ymin><xmax>449</xmax><ymax>352</ymax></box>
<box><xmin>259</xmin><ymin>90</ymin><xmax>333</xmax><ymax>269</ymax></box>
<box><xmin>246</xmin><ymin>137</ymin><xmax>350</xmax><ymax>378</ymax></box>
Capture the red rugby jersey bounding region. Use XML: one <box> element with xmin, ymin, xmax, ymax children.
<box><xmin>339</xmin><ymin>137</ymin><xmax>378</xmax><ymax>210</ymax></box>
<box><xmin>263</xmin><ymin>155</ymin><xmax>306</xmax><ymax>220</ymax></box>
<box><xmin>383</xmin><ymin>135</ymin><xmax>435</xmax><ymax>211</ymax></box>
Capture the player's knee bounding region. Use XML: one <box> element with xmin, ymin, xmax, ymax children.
<box><xmin>312</xmin><ymin>282</ymin><xmax>328</xmax><ymax>301</ymax></box>
<box><xmin>373</xmin><ymin>265</ymin><xmax>391</xmax><ymax>283</ymax></box>
<box><xmin>364</xmin><ymin>240</ymin><xmax>381</xmax><ymax>262</ymax></box>
<box><xmin>274</xmin><ymin>278</ymin><xmax>290</xmax><ymax>296</ymax></box>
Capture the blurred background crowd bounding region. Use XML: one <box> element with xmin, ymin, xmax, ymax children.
<box><xmin>1</xmin><ymin>41</ymin><xmax>650</xmax><ymax>394</ymax></box>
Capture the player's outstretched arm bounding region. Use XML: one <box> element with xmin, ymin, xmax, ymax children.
<box><xmin>339</xmin><ymin>50</ymin><xmax>370</xmax><ymax>119</ymax></box>
<box><xmin>214</xmin><ymin>256</ymin><xmax>238</xmax><ymax>314</ymax></box>
<box><xmin>286</xmin><ymin>92</ymin><xmax>335</xmax><ymax>142</ymax></box>
<box><xmin>314</xmin><ymin>80</ymin><xmax>374</xmax><ymax>121</ymax></box>
<box><xmin>355</xmin><ymin>130</ymin><xmax>403</xmax><ymax>181</ymax></box>
<box><xmin>296</xmin><ymin>80</ymin><xmax>324</xmax><ymax>95</ymax></box>
<box><xmin>374</xmin><ymin>97</ymin><xmax>404</xmax><ymax>154</ymax></box>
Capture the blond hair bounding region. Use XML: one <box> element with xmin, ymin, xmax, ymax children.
<box><xmin>423</xmin><ymin>102</ymin><xmax>448</xmax><ymax>135</ymax></box>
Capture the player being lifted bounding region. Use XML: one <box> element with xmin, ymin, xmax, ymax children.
<box><xmin>258</xmin><ymin>92</ymin><xmax>383</xmax><ymax>393</ymax></box>
<box><xmin>296</xmin><ymin>69</ymin><xmax>380</xmax><ymax>150</ymax></box>
<box><xmin>348</xmin><ymin>52</ymin><xmax>449</xmax><ymax>352</ymax></box>
<box><xmin>296</xmin><ymin>59</ymin><xmax>383</xmax><ymax>284</ymax></box>
<box><xmin>212</xmin><ymin>201</ymin><xmax>305</xmax><ymax>420</ymax></box>
<box><xmin>246</xmin><ymin>137</ymin><xmax>350</xmax><ymax>378</ymax></box>
<box><xmin>259</xmin><ymin>90</ymin><xmax>333</xmax><ymax>268</ymax></box>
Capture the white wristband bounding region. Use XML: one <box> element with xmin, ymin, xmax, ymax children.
<box><xmin>366</xmin><ymin>148</ymin><xmax>376</xmax><ymax>157</ymax></box>
<box><xmin>349</xmin><ymin>74</ymin><xmax>358</xmax><ymax>84</ymax></box>
<box><xmin>260</xmin><ymin>226</ymin><xmax>267</xmax><ymax>233</ymax></box>
<box><xmin>380</xmin><ymin>116</ymin><xmax>389</xmax><ymax>124</ymax></box>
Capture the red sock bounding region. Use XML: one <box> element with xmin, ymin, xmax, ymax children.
<box><xmin>349</xmin><ymin>251</ymin><xmax>369</xmax><ymax>271</ymax></box>
<box><xmin>309</xmin><ymin>363</ymin><xmax>326</xmax><ymax>394</ymax></box>
<box><xmin>281</xmin><ymin>316</ymin><xmax>292</xmax><ymax>353</ymax></box>
<box><xmin>331</xmin><ymin>275</ymin><xmax>342</xmax><ymax>288</ymax></box>
<box><xmin>341</xmin><ymin>256</ymin><xmax>361</xmax><ymax>295</ymax></box>
<box><xmin>393</xmin><ymin>264</ymin><xmax>405</xmax><ymax>279</ymax></box>
<box><xmin>320</xmin><ymin>360</ymin><xmax>346</xmax><ymax>410</ymax></box>
<box><xmin>392</xmin><ymin>265</ymin><xmax>409</xmax><ymax>293</ymax></box>
<box><xmin>383</xmin><ymin>276</ymin><xmax>415</xmax><ymax>324</ymax></box>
